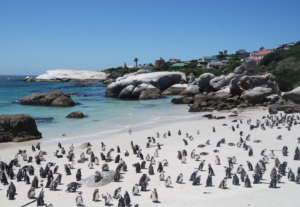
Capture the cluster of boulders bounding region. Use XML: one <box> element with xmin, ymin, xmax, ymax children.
<box><xmin>169</xmin><ymin>59</ymin><xmax>300</xmax><ymax>114</ymax></box>
<box><xmin>20</xmin><ymin>91</ymin><xmax>76</xmax><ymax>107</ymax></box>
<box><xmin>0</xmin><ymin>114</ymin><xmax>42</xmax><ymax>142</ymax></box>
<box><xmin>105</xmin><ymin>72</ymin><xmax>185</xmax><ymax>100</ymax></box>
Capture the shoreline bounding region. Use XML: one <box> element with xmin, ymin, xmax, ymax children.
<box><xmin>1</xmin><ymin>107</ymin><xmax>299</xmax><ymax>207</ymax></box>
<box><xmin>0</xmin><ymin>107</ymin><xmax>263</xmax><ymax>150</ymax></box>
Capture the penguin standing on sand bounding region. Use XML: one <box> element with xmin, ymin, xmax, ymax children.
<box><xmin>248</xmin><ymin>148</ymin><xmax>253</xmax><ymax>156</ymax></box>
<box><xmin>27</xmin><ymin>187</ymin><xmax>35</xmax><ymax>199</ymax></box>
<box><xmin>148</xmin><ymin>164</ymin><xmax>154</xmax><ymax>175</ymax></box>
<box><xmin>154</xmin><ymin>150</ymin><xmax>159</xmax><ymax>157</ymax></box>
<box><xmin>208</xmin><ymin>164</ymin><xmax>215</xmax><ymax>176</ymax></box>
<box><xmin>176</xmin><ymin>173</ymin><xmax>183</xmax><ymax>183</ymax></box>
<box><xmin>101</xmin><ymin>142</ymin><xmax>106</xmax><ymax>151</ymax></box>
<box><xmin>177</xmin><ymin>151</ymin><xmax>182</xmax><ymax>160</ymax></box>
<box><xmin>191</xmin><ymin>149</ymin><xmax>195</xmax><ymax>159</ymax></box>
<box><xmin>159</xmin><ymin>171</ymin><xmax>165</xmax><ymax>181</ymax></box>
<box><xmin>93</xmin><ymin>189</ymin><xmax>99</xmax><ymax>201</ymax></box>
<box><xmin>219</xmin><ymin>177</ymin><xmax>227</xmax><ymax>189</ymax></box>
<box><xmin>206</xmin><ymin>174</ymin><xmax>212</xmax><ymax>187</ymax></box>
<box><xmin>157</xmin><ymin>162</ymin><xmax>163</xmax><ymax>173</ymax></box>
<box><xmin>247</xmin><ymin>161</ymin><xmax>253</xmax><ymax>171</ymax></box>
<box><xmin>181</xmin><ymin>154</ymin><xmax>186</xmax><ymax>163</ymax></box>
<box><xmin>198</xmin><ymin>160</ymin><xmax>205</xmax><ymax>171</ymax></box>
<box><xmin>253</xmin><ymin>173</ymin><xmax>261</xmax><ymax>184</ymax></box>
<box><xmin>7</xmin><ymin>185</ymin><xmax>15</xmax><ymax>200</ymax></box>
<box><xmin>150</xmin><ymin>189</ymin><xmax>158</xmax><ymax>202</ymax></box>
<box><xmin>132</xmin><ymin>184</ymin><xmax>139</xmax><ymax>195</ymax></box>
<box><xmin>270</xmin><ymin>150</ymin><xmax>276</xmax><ymax>159</ymax></box>
<box><xmin>76</xmin><ymin>169</ymin><xmax>82</xmax><ymax>181</ymax></box>
<box><xmin>118</xmin><ymin>196</ymin><xmax>125</xmax><ymax>207</ymax></box>
<box><xmin>113</xmin><ymin>187</ymin><xmax>122</xmax><ymax>199</ymax></box>
<box><xmin>190</xmin><ymin>171</ymin><xmax>198</xmax><ymax>181</ymax></box>
<box><xmin>269</xmin><ymin>177</ymin><xmax>277</xmax><ymax>188</ymax></box>
<box><xmin>183</xmin><ymin>139</ymin><xmax>188</xmax><ymax>146</ymax></box>
<box><xmin>244</xmin><ymin>175</ymin><xmax>251</xmax><ymax>187</ymax></box>
<box><xmin>102</xmin><ymin>193</ymin><xmax>113</xmax><ymax>205</ymax></box>
<box><xmin>232</xmin><ymin>173</ymin><xmax>239</xmax><ymax>185</ymax></box>
<box><xmin>215</xmin><ymin>155</ymin><xmax>220</xmax><ymax>165</ymax></box>
<box><xmin>165</xmin><ymin>176</ymin><xmax>172</xmax><ymax>187</ymax></box>
<box><xmin>193</xmin><ymin>175</ymin><xmax>201</xmax><ymax>185</ymax></box>
<box><xmin>124</xmin><ymin>191</ymin><xmax>131</xmax><ymax>207</ymax></box>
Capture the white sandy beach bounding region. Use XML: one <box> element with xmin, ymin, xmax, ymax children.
<box><xmin>1</xmin><ymin>108</ymin><xmax>299</xmax><ymax>207</ymax></box>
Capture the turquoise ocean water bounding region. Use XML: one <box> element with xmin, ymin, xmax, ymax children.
<box><xmin>0</xmin><ymin>75</ymin><xmax>200</xmax><ymax>143</ymax></box>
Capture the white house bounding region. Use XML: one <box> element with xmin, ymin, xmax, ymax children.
<box><xmin>169</xmin><ymin>58</ymin><xmax>181</xmax><ymax>65</ymax></box>
<box><xmin>206</xmin><ymin>62</ymin><xmax>227</xmax><ymax>69</ymax></box>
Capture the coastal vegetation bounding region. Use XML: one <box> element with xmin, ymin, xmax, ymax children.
<box><xmin>103</xmin><ymin>67</ymin><xmax>139</xmax><ymax>76</ymax></box>
<box><xmin>257</xmin><ymin>42</ymin><xmax>300</xmax><ymax>86</ymax></box>
<box><xmin>152</xmin><ymin>54</ymin><xmax>241</xmax><ymax>77</ymax></box>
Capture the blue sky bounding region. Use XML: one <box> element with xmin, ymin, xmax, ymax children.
<box><xmin>0</xmin><ymin>0</ymin><xmax>299</xmax><ymax>75</ymax></box>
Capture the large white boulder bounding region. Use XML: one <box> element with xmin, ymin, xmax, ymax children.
<box><xmin>194</xmin><ymin>73</ymin><xmax>215</xmax><ymax>88</ymax></box>
<box><xmin>282</xmin><ymin>87</ymin><xmax>300</xmax><ymax>103</ymax></box>
<box><xmin>36</xmin><ymin>69</ymin><xmax>108</xmax><ymax>80</ymax></box>
<box><xmin>209</xmin><ymin>75</ymin><xmax>225</xmax><ymax>91</ymax></box>
<box><xmin>106</xmin><ymin>72</ymin><xmax>183</xmax><ymax>97</ymax></box>
<box><xmin>183</xmin><ymin>85</ymin><xmax>200</xmax><ymax>96</ymax></box>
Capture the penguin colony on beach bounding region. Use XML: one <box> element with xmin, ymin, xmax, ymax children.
<box><xmin>1</xmin><ymin>112</ymin><xmax>300</xmax><ymax>206</ymax></box>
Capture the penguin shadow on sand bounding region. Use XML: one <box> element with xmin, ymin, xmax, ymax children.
<box><xmin>54</xmin><ymin>188</ymin><xmax>63</xmax><ymax>191</ymax></box>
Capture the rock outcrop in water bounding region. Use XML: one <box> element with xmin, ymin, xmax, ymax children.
<box><xmin>20</xmin><ymin>91</ymin><xmax>75</xmax><ymax>107</ymax></box>
<box><xmin>106</xmin><ymin>72</ymin><xmax>185</xmax><ymax>99</ymax></box>
<box><xmin>22</xmin><ymin>69</ymin><xmax>109</xmax><ymax>82</ymax></box>
<box><xmin>66</xmin><ymin>112</ymin><xmax>86</xmax><ymax>118</ymax></box>
<box><xmin>0</xmin><ymin>114</ymin><xmax>42</xmax><ymax>142</ymax></box>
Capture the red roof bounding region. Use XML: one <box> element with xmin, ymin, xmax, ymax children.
<box><xmin>245</xmin><ymin>56</ymin><xmax>262</xmax><ymax>62</ymax></box>
<box><xmin>255</xmin><ymin>50</ymin><xmax>273</xmax><ymax>56</ymax></box>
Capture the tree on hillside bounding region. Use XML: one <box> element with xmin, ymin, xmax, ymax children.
<box><xmin>159</xmin><ymin>62</ymin><xmax>170</xmax><ymax>70</ymax></box>
<box><xmin>133</xmin><ymin>58</ymin><xmax>139</xmax><ymax>68</ymax></box>
<box><xmin>149</xmin><ymin>63</ymin><xmax>154</xmax><ymax>67</ymax></box>
<box><xmin>219</xmin><ymin>51</ymin><xmax>224</xmax><ymax>58</ymax></box>
<box><xmin>224</xmin><ymin>50</ymin><xmax>228</xmax><ymax>55</ymax></box>
<box><xmin>138</xmin><ymin>64</ymin><xmax>141</xmax><ymax>66</ymax></box>
<box><xmin>260</xmin><ymin>47</ymin><xmax>265</xmax><ymax>51</ymax></box>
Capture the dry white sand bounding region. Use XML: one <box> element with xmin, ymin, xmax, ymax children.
<box><xmin>1</xmin><ymin>108</ymin><xmax>299</xmax><ymax>207</ymax></box>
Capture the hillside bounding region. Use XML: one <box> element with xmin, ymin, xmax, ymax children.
<box><xmin>257</xmin><ymin>41</ymin><xmax>300</xmax><ymax>88</ymax></box>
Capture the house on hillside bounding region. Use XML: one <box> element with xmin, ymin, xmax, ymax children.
<box><xmin>172</xmin><ymin>63</ymin><xmax>187</xmax><ymax>68</ymax></box>
<box><xmin>155</xmin><ymin>57</ymin><xmax>165</xmax><ymax>67</ymax></box>
<box><xmin>275</xmin><ymin>42</ymin><xmax>295</xmax><ymax>50</ymax></box>
<box><xmin>245</xmin><ymin>49</ymin><xmax>273</xmax><ymax>64</ymax></box>
<box><xmin>206</xmin><ymin>61</ymin><xmax>227</xmax><ymax>69</ymax></box>
<box><xmin>196</xmin><ymin>63</ymin><xmax>205</xmax><ymax>68</ymax></box>
<box><xmin>169</xmin><ymin>58</ymin><xmax>181</xmax><ymax>65</ymax></box>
